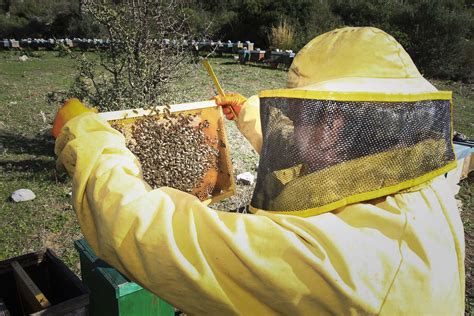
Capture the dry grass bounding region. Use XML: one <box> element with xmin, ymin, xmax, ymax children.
<box><xmin>267</xmin><ymin>18</ymin><xmax>296</xmax><ymax>50</ymax></box>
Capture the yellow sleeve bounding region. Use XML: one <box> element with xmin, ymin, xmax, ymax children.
<box><xmin>55</xmin><ymin>112</ymin><xmax>464</xmax><ymax>315</ymax></box>
<box><xmin>235</xmin><ymin>95</ymin><xmax>262</xmax><ymax>154</ymax></box>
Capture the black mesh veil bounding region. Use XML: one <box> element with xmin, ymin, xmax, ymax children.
<box><xmin>250</xmin><ymin>96</ymin><xmax>455</xmax><ymax>214</ymax></box>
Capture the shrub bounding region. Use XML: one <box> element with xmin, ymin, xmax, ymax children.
<box><xmin>395</xmin><ymin>1</ymin><xmax>472</xmax><ymax>81</ymax></box>
<box><xmin>331</xmin><ymin>0</ymin><xmax>473</xmax><ymax>81</ymax></box>
<box><xmin>69</xmin><ymin>0</ymin><xmax>202</xmax><ymax>112</ymax></box>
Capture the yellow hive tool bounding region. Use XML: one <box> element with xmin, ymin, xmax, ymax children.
<box><xmin>202</xmin><ymin>59</ymin><xmax>238</xmax><ymax>118</ymax></box>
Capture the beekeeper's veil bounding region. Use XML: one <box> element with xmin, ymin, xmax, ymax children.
<box><xmin>250</xmin><ymin>27</ymin><xmax>456</xmax><ymax>216</ymax></box>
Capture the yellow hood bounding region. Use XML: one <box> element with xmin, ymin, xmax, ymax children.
<box><xmin>251</xmin><ymin>27</ymin><xmax>455</xmax><ymax>216</ymax></box>
<box><xmin>287</xmin><ymin>27</ymin><xmax>436</xmax><ymax>93</ymax></box>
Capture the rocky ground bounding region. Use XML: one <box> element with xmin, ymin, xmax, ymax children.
<box><xmin>211</xmin><ymin>120</ymin><xmax>259</xmax><ymax>212</ymax></box>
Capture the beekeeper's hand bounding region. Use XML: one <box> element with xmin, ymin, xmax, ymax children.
<box><xmin>214</xmin><ymin>93</ymin><xmax>247</xmax><ymax>120</ymax></box>
<box><xmin>52</xmin><ymin>98</ymin><xmax>98</xmax><ymax>138</ymax></box>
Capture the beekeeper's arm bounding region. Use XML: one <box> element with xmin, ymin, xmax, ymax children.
<box><xmin>215</xmin><ymin>93</ymin><xmax>262</xmax><ymax>153</ymax></box>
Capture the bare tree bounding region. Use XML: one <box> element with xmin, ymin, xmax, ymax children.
<box><xmin>71</xmin><ymin>0</ymin><xmax>199</xmax><ymax>111</ymax></box>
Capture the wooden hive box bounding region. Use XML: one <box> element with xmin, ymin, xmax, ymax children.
<box><xmin>74</xmin><ymin>239</ymin><xmax>174</xmax><ymax>316</ymax></box>
<box><xmin>99</xmin><ymin>100</ymin><xmax>235</xmax><ymax>204</ymax></box>
<box><xmin>0</xmin><ymin>249</ymin><xmax>89</xmax><ymax>315</ymax></box>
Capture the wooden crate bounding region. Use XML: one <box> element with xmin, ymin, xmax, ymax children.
<box><xmin>99</xmin><ymin>100</ymin><xmax>236</xmax><ymax>204</ymax></box>
<box><xmin>0</xmin><ymin>249</ymin><xmax>89</xmax><ymax>315</ymax></box>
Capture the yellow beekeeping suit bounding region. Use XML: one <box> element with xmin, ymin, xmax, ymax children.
<box><xmin>55</xmin><ymin>27</ymin><xmax>465</xmax><ymax>315</ymax></box>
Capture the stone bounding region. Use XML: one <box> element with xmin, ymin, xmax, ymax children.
<box><xmin>40</xmin><ymin>111</ymin><xmax>47</xmax><ymax>123</ymax></box>
<box><xmin>11</xmin><ymin>189</ymin><xmax>36</xmax><ymax>202</ymax></box>
<box><xmin>237</xmin><ymin>172</ymin><xmax>255</xmax><ymax>185</ymax></box>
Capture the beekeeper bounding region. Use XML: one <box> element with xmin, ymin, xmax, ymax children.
<box><xmin>54</xmin><ymin>27</ymin><xmax>465</xmax><ymax>315</ymax></box>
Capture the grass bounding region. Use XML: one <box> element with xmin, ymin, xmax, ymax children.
<box><xmin>0</xmin><ymin>51</ymin><xmax>84</xmax><ymax>270</ymax></box>
<box><xmin>431</xmin><ymin>79</ymin><xmax>474</xmax><ymax>138</ymax></box>
<box><xmin>0</xmin><ymin>51</ymin><xmax>472</xmax><ymax>309</ymax></box>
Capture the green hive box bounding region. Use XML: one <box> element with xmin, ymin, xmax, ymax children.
<box><xmin>74</xmin><ymin>239</ymin><xmax>174</xmax><ymax>316</ymax></box>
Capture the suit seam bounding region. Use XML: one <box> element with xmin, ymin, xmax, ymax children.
<box><xmin>377</xmin><ymin>203</ymin><xmax>408</xmax><ymax>315</ymax></box>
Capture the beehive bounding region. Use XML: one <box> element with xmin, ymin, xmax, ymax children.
<box><xmin>99</xmin><ymin>100</ymin><xmax>235</xmax><ymax>204</ymax></box>
<box><xmin>75</xmin><ymin>239</ymin><xmax>173</xmax><ymax>316</ymax></box>
<box><xmin>0</xmin><ymin>249</ymin><xmax>89</xmax><ymax>315</ymax></box>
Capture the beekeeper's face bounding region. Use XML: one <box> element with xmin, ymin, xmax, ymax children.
<box><xmin>292</xmin><ymin>110</ymin><xmax>344</xmax><ymax>172</ymax></box>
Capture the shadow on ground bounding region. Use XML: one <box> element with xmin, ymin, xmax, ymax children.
<box><xmin>0</xmin><ymin>158</ymin><xmax>56</xmax><ymax>173</ymax></box>
<box><xmin>0</xmin><ymin>129</ymin><xmax>55</xmax><ymax>157</ymax></box>
<box><xmin>0</xmin><ymin>129</ymin><xmax>63</xmax><ymax>182</ymax></box>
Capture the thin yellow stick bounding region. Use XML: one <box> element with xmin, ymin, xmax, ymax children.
<box><xmin>202</xmin><ymin>59</ymin><xmax>237</xmax><ymax>118</ymax></box>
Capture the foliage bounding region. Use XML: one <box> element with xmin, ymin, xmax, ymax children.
<box><xmin>70</xmin><ymin>0</ymin><xmax>200</xmax><ymax>111</ymax></box>
<box><xmin>0</xmin><ymin>0</ymin><xmax>98</xmax><ymax>38</ymax></box>
<box><xmin>0</xmin><ymin>13</ymin><xmax>28</xmax><ymax>38</ymax></box>
<box><xmin>396</xmin><ymin>1</ymin><xmax>472</xmax><ymax>81</ymax></box>
<box><xmin>331</xmin><ymin>0</ymin><xmax>473</xmax><ymax>81</ymax></box>
<box><xmin>0</xmin><ymin>0</ymin><xmax>472</xmax><ymax>81</ymax></box>
<box><xmin>54</xmin><ymin>42</ymin><xmax>72</xmax><ymax>57</ymax></box>
<box><xmin>190</xmin><ymin>0</ymin><xmax>472</xmax><ymax>81</ymax></box>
